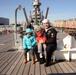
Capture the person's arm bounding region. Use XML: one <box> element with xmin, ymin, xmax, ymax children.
<box><xmin>31</xmin><ymin>36</ymin><xmax>36</xmax><ymax>46</ymax></box>
<box><xmin>22</xmin><ymin>36</ymin><xmax>27</xmax><ymax>49</ymax></box>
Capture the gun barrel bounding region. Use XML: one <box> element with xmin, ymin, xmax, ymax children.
<box><xmin>45</xmin><ymin>7</ymin><xmax>49</xmax><ymax>19</ymax></box>
<box><xmin>23</xmin><ymin>7</ymin><xmax>29</xmax><ymax>25</ymax></box>
<box><xmin>35</xmin><ymin>6</ymin><xmax>38</xmax><ymax>25</ymax></box>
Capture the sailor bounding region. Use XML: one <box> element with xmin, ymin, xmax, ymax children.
<box><xmin>42</xmin><ymin>19</ymin><xmax>57</xmax><ymax>67</ymax></box>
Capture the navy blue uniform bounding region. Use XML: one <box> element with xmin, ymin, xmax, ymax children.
<box><xmin>45</xmin><ymin>26</ymin><xmax>57</xmax><ymax>66</ymax></box>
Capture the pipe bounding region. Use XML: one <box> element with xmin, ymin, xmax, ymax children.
<box><xmin>14</xmin><ymin>5</ymin><xmax>29</xmax><ymax>47</ymax></box>
<box><xmin>14</xmin><ymin>7</ymin><xmax>18</xmax><ymax>41</ymax></box>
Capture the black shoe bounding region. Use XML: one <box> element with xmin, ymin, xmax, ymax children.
<box><xmin>39</xmin><ymin>54</ymin><xmax>45</xmax><ymax>64</ymax></box>
<box><xmin>45</xmin><ymin>63</ymin><xmax>49</xmax><ymax>67</ymax></box>
<box><xmin>45</xmin><ymin>62</ymin><xmax>51</xmax><ymax>67</ymax></box>
<box><xmin>39</xmin><ymin>57</ymin><xmax>45</xmax><ymax>64</ymax></box>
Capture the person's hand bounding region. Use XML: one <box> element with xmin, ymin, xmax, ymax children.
<box><xmin>39</xmin><ymin>39</ymin><xmax>44</xmax><ymax>43</ymax></box>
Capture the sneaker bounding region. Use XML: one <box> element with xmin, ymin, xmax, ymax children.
<box><xmin>40</xmin><ymin>53</ymin><xmax>43</xmax><ymax>58</ymax></box>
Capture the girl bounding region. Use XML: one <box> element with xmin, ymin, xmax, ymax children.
<box><xmin>22</xmin><ymin>28</ymin><xmax>36</xmax><ymax>64</ymax></box>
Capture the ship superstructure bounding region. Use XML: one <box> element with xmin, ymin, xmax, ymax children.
<box><xmin>29</xmin><ymin>0</ymin><xmax>49</xmax><ymax>25</ymax></box>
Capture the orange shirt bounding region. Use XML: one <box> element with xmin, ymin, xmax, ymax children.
<box><xmin>36</xmin><ymin>29</ymin><xmax>46</xmax><ymax>42</ymax></box>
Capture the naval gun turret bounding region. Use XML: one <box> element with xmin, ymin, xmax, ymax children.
<box><xmin>30</xmin><ymin>0</ymin><xmax>49</xmax><ymax>25</ymax></box>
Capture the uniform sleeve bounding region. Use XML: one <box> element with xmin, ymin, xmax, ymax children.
<box><xmin>22</xmin><ymin>36</ymin><xmax>27</xmax><ymax>49</ymax></box>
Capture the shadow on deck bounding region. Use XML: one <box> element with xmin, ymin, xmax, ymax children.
<box><xmin>0</xmin><ymin>49</ymin><xmax>76</xmax><ymax>75</ymax></box>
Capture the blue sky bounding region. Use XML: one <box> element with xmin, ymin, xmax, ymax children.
<box><xmin>0</xmin><ymin>0</ymin><xmax>76</xmax><ymax>24</ymax></box>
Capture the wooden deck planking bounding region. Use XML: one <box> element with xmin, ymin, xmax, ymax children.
<box><xmin>0</xmin><ymin>52</ymin><xmax>9</xmax><ymax>60</ymax></box>
<box><xmin>0</xmin><ymin>52</ymin><xmax>15</xmax><ymax>73</ymax></box>
<box><xmin>50</xmin><ymin>65</ymin><xmax>58</xmax><ymax>73</ymax></box>
<box><xmin>0</xmin><ymin>33</ymin><xmax>14</xmax><ymax>52</ymax></box>
<box><xmin>11</xmin><ymin>53</ymin><xmax>23</xmax><ymax>75</ymax></box>
<box><xmin>58</xmin><ymin>62</ymin><xmax>69</xmax><ymax>73</ymax></box>
<box><xmin>1</xmin><ymin>52</ymin><xmax>19</xmax><ymax>75</ymax></box>
<box><xmin>29</xmin><ymin>63</ymin><xmax>35</xmax><ymax>75</ymax></box>
<box><xmin>6</xmin><ymin>52</ymin><xmax>22</xmax><ymax>75</ymax></box>
<box><xmin>16</xmin><ymin>61</ymin><xmax>25</xmax><ymax>75</ymax></box>
<box><xmin>0</xmin><ymin>52</ymin><xmax>9</xmax><ymax>65</ymax></box>
<box><xmin>1</xmin><ymin>33</ymin><xmax>76</xmax><ymax>75</ymax></box>
<box><xmin>71</xmin><ymin>62</ymin><xmax>76</xmax><ymax>68</ymax></box>
<box><xmin>0</xmin><ymin>52</ymin><xmax>14</xmax><ymax>67</ymax></box>
<box><xmin>66</xmin><ymin>62</ymin><xmax>76</xmax><ymax>72</ymax></box>
<box><xmin>46</xmin><ymin>66</ymin><xmax>52</xmax><ymax>74</ymax></box>
<box><xmin>23</xmin><ymin>62</ymin><xmax>31</xmax><ymax>75</ymax></box>
<box><xmin>40</xmin><ymin>64</ymin><xmax>46</xmax><ymax>75</ymax></box>
<box><xmin>0</xmin><ymin>41</ymin><xmax>13</xmax><ymax>52</ymax></box>
<box><xmin>62</xmin><ymin>62</ymin><xmax>74</xmax><ymax>73</ymax></box>
<box><xmin>0</xmin><ymin>50</ymin><xmax>76</xmax><ymax>75</ymax></box>
<box><xmin>54</xmin><ymin>63</ymin><xmax>63</xmax><ymax>73</ymax></box>
<box><xmin>35</xmin><ymin>62</ymin><xmax>40</xmax><ymax>75</ymax></box>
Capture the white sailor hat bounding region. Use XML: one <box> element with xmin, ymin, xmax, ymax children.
<box><xmin>42</xmin><ymin>19</ymin><xmax>49</xmax><ymax>23</ymax></box>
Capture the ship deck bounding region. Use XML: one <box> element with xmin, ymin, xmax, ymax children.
<box><xmin>0</xmin><ymin>49</ymin><xmax>76</xmax><ymax>75</ymax></box>
<box><xmin>0</xmin><ymin>33</ymin><xmax>76</xmax><ymax>75</ymax></box>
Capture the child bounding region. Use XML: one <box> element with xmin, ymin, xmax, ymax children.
<box><xmin>35</xmin><ymin>26</ymin><xmax>46</xmax><ymax>59</ymax></box>
<box><xmin>22</xmin><ymin>28</ymin><xmax>36</xmax><ymax>64</ymax></box>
